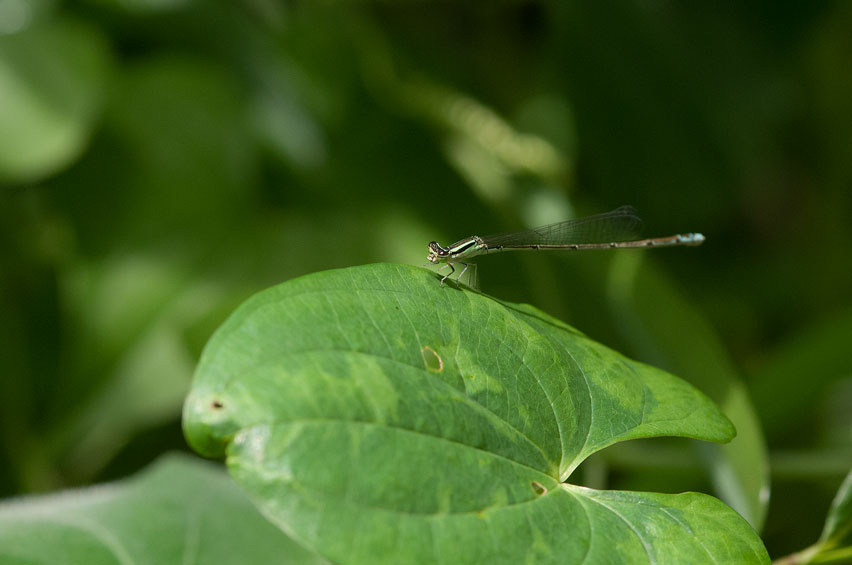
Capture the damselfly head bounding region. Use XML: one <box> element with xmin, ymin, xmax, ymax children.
<box><xmin>427</xmin><ymin>241</ymin><xmax>448</xmax><ymax>263</ymax></box>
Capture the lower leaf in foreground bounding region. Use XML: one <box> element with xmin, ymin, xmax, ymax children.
<box><xmin>183</xmin><ymin>263</ymin><xmax>769</xmax><ymax>563</ymax></box>
<box><xmin>0</xmin><ymin>454</ymin><xmax>324</xmax><ymax>565</ymax></box>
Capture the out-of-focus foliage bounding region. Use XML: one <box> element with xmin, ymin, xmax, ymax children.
<box><xmin>0</xmin><ymin>1</ymin><xmax>850</xmax><ymax>560</ymax></box>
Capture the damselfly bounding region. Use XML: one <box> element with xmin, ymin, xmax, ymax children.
<box><xmin>426</xmin><ymin>205</ymin><xmax>704</xmax><ymax>286</ymax></box>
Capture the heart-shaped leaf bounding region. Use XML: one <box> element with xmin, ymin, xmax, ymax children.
<box><xmin>183</xmin><ymin>264</ymin><xmax>768</xmax><ymax>563</ymax></box>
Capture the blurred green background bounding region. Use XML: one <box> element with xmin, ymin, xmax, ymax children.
<box><xmin>1</xmin><ymin>0</ymin><xmax>850</xmax><ymax>559</ymax></box>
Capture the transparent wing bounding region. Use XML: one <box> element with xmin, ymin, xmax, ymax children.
<box><xmin>480</xmin><ymin>206</ymin><xmax>643</xmax><ymax>247</ymax></box>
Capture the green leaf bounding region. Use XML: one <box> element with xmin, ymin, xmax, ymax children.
<box><xmin>0</xmin><ymin>453</ymin><xmax>325</xmax><ymax>564</ymax></box>
<box><xmin>822</xmin><ymin>468</ymin><xmax>852</xmax><ymax>545</ymax></box>
<box><xmin>810</xmin><ymin>467</ymin><xmax>852</xmax><ymax>563</ymax></box>
<box><xmin>183</xmin><ymin>264</ymin><xmax>768</xmax><ymax>564</ymax></box>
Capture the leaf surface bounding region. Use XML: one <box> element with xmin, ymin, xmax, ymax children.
<box><xmin>183</xmin><ymin>264</ymin><xmax>767</xmax><ymax>564</ymax></box>
<box><xmin>0</xmin><ymin>454</ymin><xmax>324</xmax><ymax>564</ymax></box>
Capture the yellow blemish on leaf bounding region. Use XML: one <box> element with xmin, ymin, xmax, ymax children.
<box><xmin>420</xmin><ymin>345</ymin><xmax>443</xmax><ymax>372</ymax></box>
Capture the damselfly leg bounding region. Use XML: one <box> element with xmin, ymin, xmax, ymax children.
<box><xmin>437</xmin><ymin>263</ymin><xmax>454</xmax><ymax>286</ymax></box>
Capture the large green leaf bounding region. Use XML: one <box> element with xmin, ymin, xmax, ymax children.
<box><xmin>0</xmin><ymin>453</ymin><xmax>324</xmax><ymax>564</ymax></box>
<box><xmin>183</xmin><ymin>263</ymin><xmax>768</xmax><ymax>564</ymax></box>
